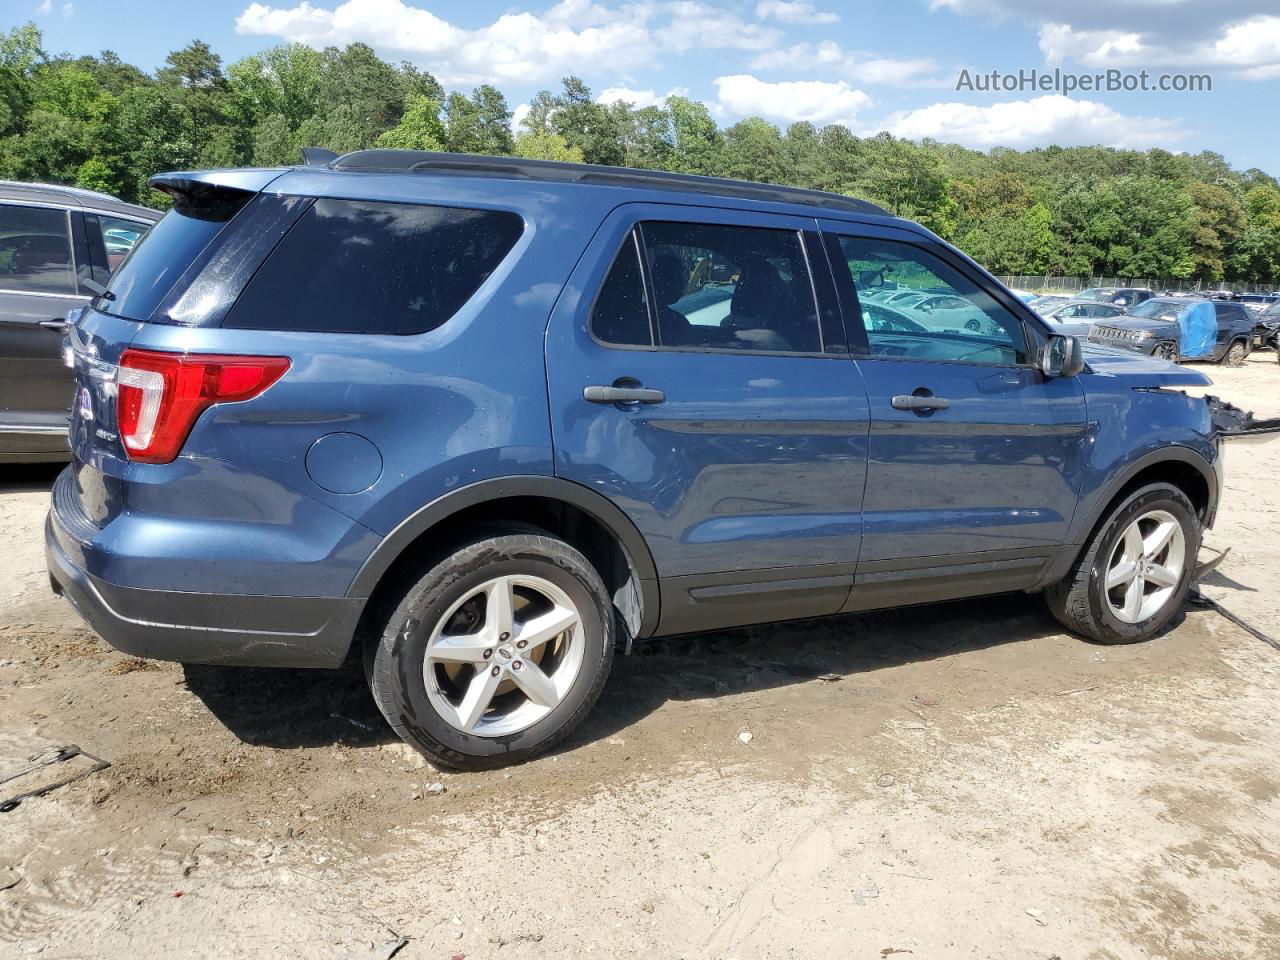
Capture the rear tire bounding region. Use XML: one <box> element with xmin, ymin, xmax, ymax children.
<box><xmin>1222</xmin><ymin>340</ymin><xmax>1248</xmax><ymax>366</ymax></box>
<box><xmin>1044</xmin><ymin>483</ymin><xmax>1200</xmax><ymax>645</ymax></box>
<box><xmin>368</xmin><ymin>531</ymin><xmax>614</xmax><ymax>770</ymax></box>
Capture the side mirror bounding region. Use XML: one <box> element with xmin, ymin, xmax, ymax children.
<box><xmin>1041</xmin><ymin>334</ymin><xmax>1085</xmax><ymax>378</ymax></box>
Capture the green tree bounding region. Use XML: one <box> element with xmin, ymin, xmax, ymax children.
<box><xmin>376</xmin><ymin>94</ymin><xmax>444</xmax><ymax>151</ymax></box>
<box><xmin>513</xmin><ymin>130</ymin><xmax>583</xmax><ymax>163</ymax></box>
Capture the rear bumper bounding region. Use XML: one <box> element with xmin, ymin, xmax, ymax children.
<box><xmin>46</xmin><ymin>512</ymin><xmax>364</xmax><ymax>668</ymax></box>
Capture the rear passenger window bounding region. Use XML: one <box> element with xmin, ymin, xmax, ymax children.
<box><xmin>589</xmin><ymin>221</ymin><xmax>823</xmax><ymax>354</ymax></box>
<box><xmin>224</xmin><ymin>199</ymin><xmax>523</xmax><ymax>335</ymax></box>
<box><xmin>0</xmin><ymin>204</ymin><xmax>76</xmax><ymax>295</ymax></box>
<box><xmin>642</xmin><ymin>222</ymin><xmax>821</xmax><ymax>353</ymax></box>
<box><xmin>590</xmin><ymin>232</ymin><xmax>652</xmax><ymax>347</ymax></box>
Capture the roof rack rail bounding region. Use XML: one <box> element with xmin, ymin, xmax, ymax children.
<box><xmin>326</xmin><ymin>150</ymin><xmax>890</xmax><ymax>217</ymax></box>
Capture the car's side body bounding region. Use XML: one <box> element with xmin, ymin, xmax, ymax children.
<box><xmin>47</xmin><ymin>156</ymin><xmax>1223</xmax><ymax>676</ymax></box>
<box><xmin>0</xmin><ymin>182</ymin><xmax>158</xmax><ymax>461</ymax></box>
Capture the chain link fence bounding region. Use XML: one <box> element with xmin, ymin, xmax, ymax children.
<box><xmin>992</xmin><ymin>275</ymin><xmax>1277</xmax><ymax>295</ymax></box>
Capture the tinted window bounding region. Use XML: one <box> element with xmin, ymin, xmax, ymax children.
<box><xmin>0</xmin><ymin>203</ymin><xmax>75</xmax><ymax>294</ymax></box>
<box><xmin>225</xmin><ymin>199</ymin><xmax>523</xmax><ymax>335</ymax></box>
<box><xmin>1214</xmin><ymin>303</ymin><xmax>1248</xmax><ymax>323</ymax></box>
<box><xmin>102</xmin><ymin>188</ymin><xmax>251</xmax><ymax>321</ymax></box>
<box><xmin>591</xmin><ymin>231</ymin><xmax>652</xmax><ymax>347</ymax></box>
<box><xmin>638</xmin><ymin>221</ymin><xmax>821</xmax><ymax>353</ymax></box>
<box><xmin>834</xmin><ymin>235</ymin><xmax>1027</xmax><ymax>365</ymax></box>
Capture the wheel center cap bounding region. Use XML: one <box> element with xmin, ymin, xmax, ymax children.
<box><xmin>497</xmin><ymin>645</ymin><xmax>514</xmax><ymax>660</ymax></box>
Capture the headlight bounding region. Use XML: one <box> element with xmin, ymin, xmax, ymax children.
<box><xmin>1135</xmin><ymin>330</ymin><xmax>1154</xmax><ymax>339</ymax></box>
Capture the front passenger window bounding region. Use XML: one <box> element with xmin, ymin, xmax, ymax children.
<box><xmin>833</xmin><ymin>235</ymin><xmax>1027</xmax><ymax>365</ymax></box>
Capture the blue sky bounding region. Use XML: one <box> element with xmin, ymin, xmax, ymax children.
<box><xmin>15</xmin><ymin>0</ymin><xmax>1280</xmax><ymax>173</ymax></box>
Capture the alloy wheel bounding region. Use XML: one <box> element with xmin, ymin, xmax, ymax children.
<box><xmin>1103</xmin><ymin>509</ymin><xmax>1186</xmax><ymax>624</ymax></box>
<box><xmin>422</xmin><ymin>575</ymin><xmax>585</xmax><ymax>737</ymax></box>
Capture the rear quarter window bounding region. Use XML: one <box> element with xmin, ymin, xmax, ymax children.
<box><xmin>223</xmin><ymin>199</ymin><xmax>524</xmax><ymax>335</ymax></box>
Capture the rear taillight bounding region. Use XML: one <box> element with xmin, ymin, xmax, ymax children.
<box><xmin>117</xmin><ymin>348</ymin><xmax>290</xmax><ymax>463</ymax></box>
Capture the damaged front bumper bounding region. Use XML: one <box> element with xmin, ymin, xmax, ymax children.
<box><xmin>1208</xmin><ymin>395</ymin><xmax>1280</xmax><ymax>444</ymax></box>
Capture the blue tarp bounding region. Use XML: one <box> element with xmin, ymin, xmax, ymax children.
<box><xmin>1178</xmin><ymin>301</ymin><xmax>1216</xmax><ymax>358</ymax></box>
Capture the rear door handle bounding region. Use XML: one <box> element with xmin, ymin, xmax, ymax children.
<box><xmin>38</xmin><ymin>320</ymin><xmax>68</xmax><ymax>332</ymax></box>
<box><xmin>584</xmin><ymin>385</ymin><xmax>665</xmax><ymax>404</ymax></box>
<box><xmin>891</xmin><ymin>394</ymin><xmax>950</xmax><ymax>411</ymax></box>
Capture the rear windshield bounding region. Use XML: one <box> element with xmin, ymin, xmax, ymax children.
<box><xmin>222</xmin><ymin>199</ymin><xmax>524</xmax><ymax>335</ymax></box>
<box><xmin>98</xmin><ymin>187</ymin><xmax>251</xmax><ymax>321</ymax></box>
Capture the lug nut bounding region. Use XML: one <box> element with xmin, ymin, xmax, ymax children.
<box><xmin>490</xmin><ymin>665</ymin><xmax>501</xmax><ymax>677</ymax></box>
<box><xmin>499</xmin><ymin>632</ymin><xmax>510</xmax><ymax>641</ymax></box>
<box><xmin>483</xmin><ymin>648</ymin><xmax>493</xmax><ymax>659</ymax></box>
<box><xmin>512</xmin><ymin>660</ymin><xmax>523</xmax><ymax>671</ymax></box>
<box><xmin>516</xmin><ymin>639</ymin><xmax>527</xmax><ymax>649</ymax></box>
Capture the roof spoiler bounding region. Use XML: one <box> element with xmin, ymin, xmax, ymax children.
<box><xmin>301</xmin><ymin>147</ymin><xmax>339</xmax><ymax>167</ymax></box>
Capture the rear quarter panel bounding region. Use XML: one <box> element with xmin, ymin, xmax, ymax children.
<box><xmin>130</xmin><ymin>173</ymin><xmax>613</xmax><ymax>539</ymax></box>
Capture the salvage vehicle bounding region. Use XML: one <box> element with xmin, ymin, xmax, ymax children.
<box><xmin>1252</xmin><ymin>298</ymin><xmax>1280</xmax><ymax>349</ymax></box>
<box><xmin>1076</xmin><ymin>287</ymin><xmax>1154</xmax><ymax>308</ymax></box>
<box><xmin>1039</xmin><ymin>298</ymin><xmax>1127</xmax><ymax>337</ymax></box>
<box><xmin>1089</xmin><ymin>297</ymin><xmax>1253</xmax><ymax>365</ymax></box>
<box><xmin>46</xmin><ymin>151</ymin><xmax>1257</xmax><ymax>769</ymax></box>
<box><xmin>0</xmin><ymin>182</ymin><xmax>157</xmax><ymax>462</ymax></box>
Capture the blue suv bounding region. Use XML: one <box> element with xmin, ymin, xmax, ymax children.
<box><xmin>48</xmin><ymin>151</ymin><xmax>1226</xmax><ymax>769</ymax></box>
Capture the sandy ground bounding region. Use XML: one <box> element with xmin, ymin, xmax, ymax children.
<box><xmin>1</xmin><ymin>355</ymin><xmax>1279</xmax><ymax>960</ymax></box>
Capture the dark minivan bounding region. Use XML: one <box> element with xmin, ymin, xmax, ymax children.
<box><xmin>0</xmin><ymin>182</ymin><xmax>157</xmax><ymax>461</ymax></box>
<box><xmin>49</xmin><ymin>152</ymin><xmax>1234</xmax><ymax>768</ymax></box>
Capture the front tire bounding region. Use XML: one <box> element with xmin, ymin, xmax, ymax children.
<box><xmin>368</xmin><ymin>531</ymin><xmax>614</xmax><ymax>770</ymax></box>
<box><xmin>1045</xmin><ymin>483</ymin><xmax>1200</xmax><ymax>644</ymax></box>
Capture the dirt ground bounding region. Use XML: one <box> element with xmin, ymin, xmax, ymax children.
<box><xmin>2</xmin><ymin>356</ymin><xmax>1279</xmax><ymax>960</ymax></box>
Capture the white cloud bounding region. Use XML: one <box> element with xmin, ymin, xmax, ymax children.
<box><xmin>596</xmin><ymin>85</ymin><xmax>689</xmax><ymax>108</ymax></box>
<box><xmin>751</xmin><ymin>40</ymin><xmax>940</xmax><ymax>86</ymax></box>
<box><xmin>1038</xmin><ymin>14</ymin><xmax>1280</xmax><ymax>76</ymax></box>
<box><xmin>755</xmin><ymin>0</ymin><xmax>838</xmax><ymax>25</ymax></box>
<box><xmin>60</xmin><ymin>1</ymin><xmax>73</xmax><ymax>15</ymax></box>
<box><xmin>714</xmin><ymin>74</ymin><xmax>871</xmax><ymax>126</ymax></box>
<box><xmin>929</xmin><ymin>0</ymin><xmax>1280</xmax><ymax>79</ymax></box>
<box><xmin>886</xmin><ymin>94</ymin><xmax>1187</xmax><ymax>149</ymax></box>
<box><xmin>511</xmin><ymin>102</ymin><xmax>531</xmax><ymax>132</ymax></box>
<box><xmin>236</xmin><ymin>0</ymin><xmax>657</xmax><ymax>85</ymax></box>
<box><xmin>654</xmin><ymin>2</ymin><xmax>782</xmax><ymax>52</ymax></box>
<box><xmin>34</xmin><ymin>0</ymin><xmax>52</xmax><ymax>13</ymax></box>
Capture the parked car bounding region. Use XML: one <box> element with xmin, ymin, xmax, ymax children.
<box><xmin>1232</xmin><ymin>293</ymin><xmax>1278</xmax><ymax>315</ymax></box>
<box><xmin>1076</xmin><ymin>287</ymin><xmax>1154</xmax><ymax>308</ymax></box>
<box><xmin>1027</xmin><ymin>294</ymin><xmax>1070</xmax><ymax>312</ymax></box>
<box><xmin>1039</xmin><ymin>298</ymin><xmax>1127</xmax><ymax>336</ymax></box>
<box><xmin>49</xmin><ymin>151</ymin><xmax>1243</xmax><ymax>769</ymax></box>
<box><xmin>1088</xmin><ymin>297</ymin><xmax>1253</xmax><ymax>364</ymax></box>
<box><xmin>0</xmin><ymin>182</ymin><xmax>158</xmax><ymax>462</ymax></box>
<box><xmin>1251</xmin><ymin>298</ymin><xmax>1280</xmax><ymax>350</ymax></box>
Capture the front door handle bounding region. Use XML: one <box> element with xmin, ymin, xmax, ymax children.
<box><xmin>38</xmin><ymin>319</ymin><xmax>68</xmax><ymax>332</ymax></box>
<box><xmin>891</xmin><ymin>394</ymin><xmax>950</xmax><ymax>411</ymax></box>
<box><xmin>584</xmin><ymin>385</ymin><xmax>665</xmax><ymax>405</ymax></box>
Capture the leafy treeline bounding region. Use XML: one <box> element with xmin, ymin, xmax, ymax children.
<box><xmin>3</xmin><ymin>22</ymin><xmax>1279</xmax><ymax>283</ymax></box>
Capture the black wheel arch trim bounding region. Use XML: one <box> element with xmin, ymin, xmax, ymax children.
<box><xmin>1079</xmin><ymin>445</ymin><xmax>1218</xmax><ymax>540</ymax></box>
<box><xmin>346</xmin><ymin>475</ymin><xmax>661</xmax><ymax>638</ymax></box>
<box><xmin>1037</xmin><ymin>444</ymin><xmax>1219</xmax><ymax>590</ymax></box>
